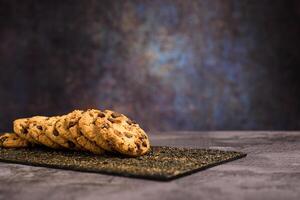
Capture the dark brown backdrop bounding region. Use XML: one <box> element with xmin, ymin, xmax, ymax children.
<box><xmin>0</xmin><ymin>0</ymin><xmax>299</xmax><ymax>132</ymax></box>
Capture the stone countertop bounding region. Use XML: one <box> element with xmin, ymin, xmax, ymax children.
<box><xmin>0</xmin><ymin>131</ymin><xmax>299</xmax><ymax>200</ymax></box>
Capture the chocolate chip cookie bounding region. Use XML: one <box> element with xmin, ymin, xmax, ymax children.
<box><xmin>78</xmin><ymin>109</ymin><xmax>106</xmax><ymax>145</ymax></box>
<box><xmin>13</xmin><ymin>118</ymin><xmax>39</xmax><ymax>144</ymax></box>
<box><xmin>28</xmin><ymin>116</ymin><xmax>62</xmax><ymax>149</ymax></box>
<box><xmin>7</xmin><ymin>109</ymin><xmax>150</xmax><ymax>156</ymax></box>
<box><xmin>0</xmin><ymin>133</ymin><xmax>31</xmax><ymax>148</ymax></box>
<box><xmin>57</xmin><ymin>110</ymin><xmax>104</xmax><ymax>154</ymax></box>
<box><xmin>80</xmin><ymin>109</ymin><xmax>150</xmax><ymax>156</ymax></box>
<box><xmin>69</xmin><ymin>124</ymin><xmax>104</xmax><ymax>154</ymax></box>
<box><xmin>44</xmin><ymin>116</ymin><xmax>79</xmax><ymax>149</ymax></box>
<box><xmin>55</xmin><ymin>114</ymin><xmax>83</xmax><ymax>150</ymax></box>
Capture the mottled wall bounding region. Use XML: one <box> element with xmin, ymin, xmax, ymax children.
<box><xmin>0</xmin><ymin>0</ymin><xmax>300</xmax><ymax>131</ymax></box>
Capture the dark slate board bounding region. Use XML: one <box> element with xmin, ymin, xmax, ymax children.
<box><xmin>0</xmin><ymin>146</ymin><xmax>246</xmax><ymax>181</ymax></box>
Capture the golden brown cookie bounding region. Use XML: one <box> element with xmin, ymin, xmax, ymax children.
<box><xmin>69</xmin><ymin>124</ymin><xmax>104</xmax><ymax>154</ymax></box>
<box><xmin>13</xmin><ymin>118</ymin><xmax>39</xmax><ymax>144</ymax></box>
<box><xmin>55</xmin><ymin>115</ymin><xmax>83</xmax><ymax>150</ymax></box>
<box><xmin>78</xmin><ymin>109</ymin><xmax>119</xmax><ymax>154</ymax></box>
<box><xmin>78</xmin><ymin>109</ymin><xmax>104</xmax><ymax>145</ymax></box>
<box><xmin>96</xmin><ymin>110</ymin><xmax>150</xmax><ymax>156</ymax></box>
<box><xmin>0</xmin><ymin>133</ymin><xmax>31</xmax><ymax>148</ymax></box>
<box><xmin>44</xmin><ymin>116</ymin><xmax>79</xmax><ymax>150</ymax></box>
<box><xmin>28</xmin><ymin>116</ymin><xmax>62</xmax><ymax>149</ymax></box>
<box><xmin>80</xmin><ymin>109</ymin><xmax>150</xmax><ymax>156</ymax></box>
<box><xmin>57</xmin><ymin>110</ymin><xmax>104</xmax><ymax>154</ymax></box>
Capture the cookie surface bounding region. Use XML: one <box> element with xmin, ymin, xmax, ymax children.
<box><xmin>78</xmin><ymin>109</ymin><xmax>106</xmax><ymax>147</ymax></box>
<box><xmin>66</xmin><ymin>110</ymin><xmax>104</xmax><ymax>154</ymax></box>
<box><xmin>97</xmin><ymin>110</ymin><xmax>150</xmax><ymax>156</ymax></box>
<box><xmin>69</xmin><ymin>124</ymin><xmax>104</xmax><ymax>154</ymax></box>
<box><xmin>44</xmin><ymin>116</ymin><xmax>79</xmax><ymax>150</ymax></box>
<box><xmin>28</xmin><ymin>116</ymin><xmax>62</xmax><ymax>149</ymax></box>
<box><xmin>55</xmin><ymin>114</ymin><xmax>83</xmax><ymax>150</ymax></box>
<box><xmin>13</xmin><ymin>118</ymin><xmax>39</xmax><ymax>144</ymax></box>
<box><xmin>81</xmin><ymin>109</ymin><xmax>150</xmax><ymax>156</ymax></box>
<box><xmin>0</xmin><ymin>133</ymin><xmax>31</xmax><ymax>148</ymax></box>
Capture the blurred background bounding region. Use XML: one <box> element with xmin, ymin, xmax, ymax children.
<box><xmin>0</xmin><ymin>0</ymin><xmax>299</xmax><ymax>132</ymax></box>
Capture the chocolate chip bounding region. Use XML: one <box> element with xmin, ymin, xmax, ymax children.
<box><xmin>68</xmin><ymin>121</ymin><xmax>76</xmax><ymax>128</ymax></box>
<box><xmin>101</xmin><ymin>123</ymin><xmax>109</xmax><ymax>129</ymax></box>
<box><xmin>98</xmin><ymin>113</ymin><xmax>105</xmax><ymax>118</ymax></box>
<box><xmin>37</xmin><ymin>125</ymin><xmax>43</xmax><ymax>131</ymax></box>
<box><xmin>136</xmin><ymin>142</ymin><xmax>141</xmax><ymax>149</ymax></box>
<box><xmin>53</xmin><ymin>129</ymin><xmax>59</xmax><ymax>136</ymax></box>
<box><xmin>142</xmin><ymin>141</ymin><xmax>147</xmax><ymax>147</ymax></box>
<box><xmin>125</xmin><ymin>132</ymin><xmax>133</xmax><ymax>138</ymax></box>
<box><xmin>108</xmin><ymin>117</ymin><xmax>115</xmax><ymax>123</ymax></box>
<box><xmin>67</xmin><ymin>141</ymin><xmax>75</xmax><ymax>148</ymax></box>
<box><xmin>22</xmin><ymin>128</ymin><xmax>28</xmax><ymax>134</ymax></box>
<box><xmin>127</xmin><ymin>119</ymin><xmax>136</xmax><ymax>125</ymax></box>
<box><xmin>111</xmin><ymin>112</ymin><xmax>121</xmax><ymax>118</ymax></box>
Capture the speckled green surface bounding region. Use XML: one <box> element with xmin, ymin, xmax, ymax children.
<box><xmin>0</xmin><ymin>146</ymin><xmax>246</xmax><ymax>181</ymax></box>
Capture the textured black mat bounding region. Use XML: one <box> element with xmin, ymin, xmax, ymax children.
<box><xmin>0</xmin><ymin>146</ymin><xmax>246</xmax><ymax>181</ymax></box>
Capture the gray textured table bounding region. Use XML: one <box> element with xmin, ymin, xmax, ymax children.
<box><xmin>0</xmin><ymin>131</ymin><xmax>299</xmax><ymax>200</ymax></box>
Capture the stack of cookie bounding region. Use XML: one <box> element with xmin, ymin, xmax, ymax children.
<box><xmin>0</xmin><ymin>109</ymin><xmax>150</xmax><ymax>156</ymax></box>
